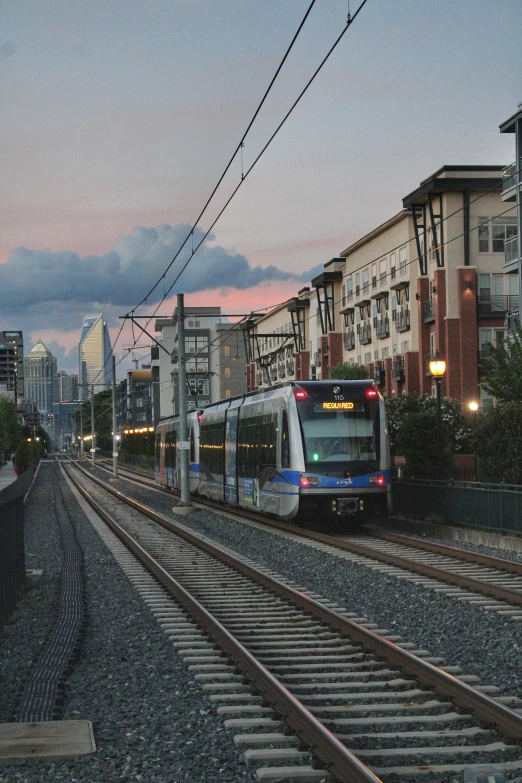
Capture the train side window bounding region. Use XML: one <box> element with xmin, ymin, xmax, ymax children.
<box><xmin>281</xmin><ymin>410</ymin><xmax>290</xmax><ymax>468</ymax></box>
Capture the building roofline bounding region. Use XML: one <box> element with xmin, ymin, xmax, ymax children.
<box><xmin>403</xmin><ymin>165</ymin><xmax>506</xmax><ymax>207</ymax></box>
<box><xmin>340</xmin><ymin>210</ymin><xmax>409</xmax><ymax>258</ymax></box>
<box><xmin>500</xmin><ymin>105</ymin><xmax>522</xmax><ymax>134</ymax></box>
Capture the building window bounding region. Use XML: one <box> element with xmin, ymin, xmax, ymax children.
<box><xmin>379</xmin><ymin>258</ymin><xmax>387</xmax><ymax>284</ymax></box>
<box><xmin>357</xmin><ymin>355</ymin><xmax>361</xmax><ymax>364</ymax></box>
<box><xmin>362</xmin><ymin>269</ymin><xmax>370</xmax><ymax>294</ymax></box>
<box><xmin>196</xmin><ymin>336</ymin><xmax>208</xmax><ymax>351</ymax></box>
<box><xmin>135</xmin><ymin>397</ymin><xmax>144</xmax><ymax>408</ymax></box>
<box><xmin>185</xmin><ymin>336</ymin><xmax>196</xmax><ymax>353</ymax></box>
<box><xmin>478</xmin><ymin>218</ymin><xmax>490</xmax><ymax>252</ymax></box>
<box><xmin>225</xmin><ymin>367</ymin><xmax>230</xmax><ymax>378</ymax></box>
<box><xmin>390</xmin><ymin>253</ymin><xmax>396</xmax><ymax>279</ymax></box>
<box><xmin>492</xmin><ymin>217</ymin><xmax>517</xmax><ymax>252</ymax></box>
<box><xmin>225</xmin><ymin>346</ymin><xmax>230</xmax><ymax>356</ymax></box>
<box><xmin>225</xmin><ymin>389</ymin><xmax>231</xmax><ymax>398</ymax></box>
<box><xmin>392</xmin><ymin>343</ymin><xmax>398</xmax><ymax>355</ymax></box>
<box><xmin>364</xmin><ymin>352</ymin><xmax>371</xmax><ymax>364</ymax></box>
<box><xmin>355</xmin><ymin>273</ymin><xmax>360</xmax><ymax>297</ymax></box>
<box><xmin>399</xmin><ymin>248</ymin><xmax>407</xmax><ymax>275</ymax></box>
<box><xmin>401</xmin><ymin>340</ymin><xmax>410</xmax><ymax>353</ymax></box>
<box><xmin>346</xmin><ymin>276</ymin><xmax>353</xmax><ymax>301</ymax></box>
<box><xmin>136</xmin><ymin>411</ymin><xmax>146</xmax><ymax>422</ymax></box>
<box><xmin>374</xmin><ymin>350</ymin><xmax>379</xmax><ymax>361</ymax></box>
<box><xmin>382</xmin><ymin>346</ymin><xmax>388</xmax><ymax>359</ymax></box>
<box><xmin>478</xmin><ymin>274</ymin><xmax>490</xmax><ymax>300</ymax></box>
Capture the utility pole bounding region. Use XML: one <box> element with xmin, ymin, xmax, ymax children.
<box><xmin>91</xmin><ymin>385</ymin><xmax>96</xmax><ymax>469</ymax></box>
<box><xmin>80</xmin><ymin>405</ymin><xmax>84</xmax><ymax>460</ymax></box>
<box><xmin>112</xmin><ymin>355</ymin><xmax>118</xmax><ymax>480</ymax></box>
<box><xmin>177</xmin><ymin>293</ymin><xmax>191</xmax><ymax>508</ymax></box>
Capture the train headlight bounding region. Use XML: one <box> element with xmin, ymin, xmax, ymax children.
<box><xmin>369</xmin><ymin>475</ymin><xmax>386</xmax><ymax>485</ymax></box>
<box><xmin>300</xmin><ymin>475</ymin><xmax>319</xmax><ymax>487</ymax></box>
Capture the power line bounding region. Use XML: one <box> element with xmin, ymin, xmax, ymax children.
<box><xmin>130</xmin><ymin>0</ymin><xmax>319</xmax><ymax>315</ymax></box>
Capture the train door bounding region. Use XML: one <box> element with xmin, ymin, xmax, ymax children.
<box><xmin>155</xmin><ymin>426</ymin><xmax>165</xmax><ymax>485</ymax></box>
<box><xmin>224</xmin><ymin>400</ymin><xmax>241</xmax><ymax>505</ymax></box>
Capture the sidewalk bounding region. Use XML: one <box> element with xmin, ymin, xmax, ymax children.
<box><xmin>0</xmin><ymin>463</ymin><xmax>18</xmax><ymax>493</ymax></box>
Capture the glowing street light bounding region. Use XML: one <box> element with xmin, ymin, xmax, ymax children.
<box><xmin>429</xmin><ymin>353</ymin><xmax>446</xmax><ymax>480</ymax></box>
<box><xmin>469</xmin><ymin>401</ymin><xmax>479</xmax><ymax>412</ymax></box>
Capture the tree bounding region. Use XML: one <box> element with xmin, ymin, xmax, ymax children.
<box><xmin>329</xmin><ymin>362</ymin><xmax>369</xmax><ymax>380</ymax></box>
<box><xmin>0</xmin><ymin>397</ymin><xmax>23</xmax><ymax>454</ymax></box>
<box><xmin>475</xmin><ymin>402</ymin><xmax>522</xmax><ymax>484</ymax></box>
<box><xmin>482</xmin><ymin>320</ymin><xmax>522</xmax><ymax>402</ymax></box>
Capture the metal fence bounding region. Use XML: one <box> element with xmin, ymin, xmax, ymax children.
<box><xmin>0</xmin><ymin>463</ymin><xmax>36</xmax><ymax>630</ymax></box>
<box><xmin>392</xmin><ymin>477</ymin><xmax>522</xmax><ymax>535</ymax></box>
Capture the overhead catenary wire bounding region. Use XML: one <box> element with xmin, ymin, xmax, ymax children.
<box><xmin>86</xmin><ymin>0</ymin><xmax>320</xmax><ymax>389</ymax></box>
<box><xmin>117</xmin><ymin>0</ymin><xmax>370</xmax><ymax>372</ymax></box>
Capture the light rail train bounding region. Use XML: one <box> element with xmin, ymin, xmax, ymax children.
<box><xmin>155</xmin><ymin>380</ymin><xmax>390</xmax><ymax>525</ymax></box>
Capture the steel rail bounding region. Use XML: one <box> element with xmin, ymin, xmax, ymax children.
<box><xmin>365</xmin><ymin>529</ymin><xmax>522</xmax><ymax>577</ymax></box>
<box><xmin>62</xmin><ymin>462</ymin><xmax>380</xmax><ymax>783</ymax></box>
<box><xmin>66</xmin><ymin>460</ymin><xmax>522</xmax><ymax>740</ymax></box>
<box><xmin>95</xmin><ymin>459</ymin><xmax>522</xmax><ymax>608</ymax></box>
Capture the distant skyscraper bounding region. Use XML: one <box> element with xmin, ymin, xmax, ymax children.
<box><xmin>0</xmin><ymin>331</ymin><xmax>24</xmax><ymax>402</ymax></box>
<box><xmin>57</xmin><ymin>370</ymin><xmax>79</xmax><ymax>402</ymax></box>
<box><xmin>24</xmin><ymin>340</ymin><xmax>57</xmax><ymax>413</ymax></box>
<box><xmin>78</xmin><ymin>313</ymin><xmax>112</xmax><ymax>398</ymax></box>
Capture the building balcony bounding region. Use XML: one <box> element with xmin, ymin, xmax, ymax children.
<box><xmin>278</xmin><ymin>364</ymin><xmax>286</xmax><ymax>379</ymax></box>
<box><xmin>422</xmin><ymin>298</ymin><xmax>435</xmax><ymax>323</ymax></box>
<box><xmin>477</xmin><ymin>293</ymin><xmax>519</xmax><ymax>316</ymax></box>
<box><xmin>270</xmin><ymin>366</ymin><xmax>278</xmax><ymax>381</ymax></box>
<box><xmin>391</xmin><ymin>356</ymin><xmax>405</xmax><ymax>382</ymax></box>
<box><xmin>502</xmin><ymin>161</ymin><xmax>519</xmax><ymax>201</ymax></box>
<box><xmin>343</xmin><ymin>329</ymin><xmax>356</xmax><ymax>351</ymax></box>
<box><xmin>286</xmin><ymin>359</ymin><xmax>295</xmax><ymax>375</ymax></box>
<box><xmin>375</xmin><ymin>316</ymin><xmax>390</xmax><ymax>339</ymax></box>
<box><xmin>313</xmin><ymin>350</ymin><xmax>321</xmax><ymax>366</ymax></box>
<box><xmin>396</xmin><ymin>308</ymin><xmax>410</xmax><ymax>332</ymax></box>
<box><xmin>359</xmin><ymin>324</ymin><xmax>372</xmax><ymax>345</ymax></box>
<box><xmin>504</xmin><ymin>235</ymin><xmax>519</xmax><ymax>270</ymax></box>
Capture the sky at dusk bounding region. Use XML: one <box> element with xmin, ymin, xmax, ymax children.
<box><xmin>2</xmin><ymin>0</ymin><xmax>521</xmax><ymax>376</ymax></box>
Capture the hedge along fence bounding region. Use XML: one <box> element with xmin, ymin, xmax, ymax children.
<box><xmin>392</xmin><ymin>477</ymin><xmax>522</xmax><ymax>535</ymax></box>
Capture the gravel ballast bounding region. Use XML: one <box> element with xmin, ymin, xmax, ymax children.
<box><xmin>91</xmin><ymin>466</ymin><xmax>522</xmax><ymax>701</ymax></box>
<box><xmin>0</xmin><ymin>463</ymin><xmax>255</xmax><ymax>782</ymax></box>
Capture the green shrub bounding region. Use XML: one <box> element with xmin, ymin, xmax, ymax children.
<box><xmin>14</xmin><ymin>440</ymin><xmax>31</xmax><ymax>473</ymax></box>
<box><xmin>397</xmin><ymin>410</ymin><xmax>456</xmax><ymax>479</ymax></box>
<box><xmin>475</xmin><ymin>402</ymin><xmax>522</xmax><ymax>484</ymax></box>
<box><xmin>329</xmin><ymin>362</ymin><xmax>369</xmax><ymax>380</ymax></box>
<box><xmin>385</xmin><ymin>392</ymin><xmax>473</xmax><ymax>456</ymax></box>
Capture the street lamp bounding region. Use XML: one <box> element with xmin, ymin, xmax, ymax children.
<box><xmin>429</xmin><ymin>354</ymin><xmax>446</xmax><ymax>480</ymax></box>
<box><xmin>469</xmin><ymin>401</ymin><xmax>479</xmax><ymax>412</ymax></box>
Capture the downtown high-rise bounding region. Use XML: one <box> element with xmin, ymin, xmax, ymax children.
<box><xmin>24</xmin><ymin>340</ymin><xmax>57</xmax><ymax>413</ymax></box>
<box><xmin>78</xmin><ymin>313</ymin><xmax>112</xmax><ymax>398</ymax></box>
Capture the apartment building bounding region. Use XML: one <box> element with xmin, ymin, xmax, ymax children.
<box><xmin>500</xmin><ymin>101</ymin><xmax>522</xmax><ymax>310</ymax></box>
<box><xmin>246</xmin><ymin>165</ymin><xmax>516</xmax><ymax>409</ymax></box>
<box><xmin>152</xmin><ymin>306</ymin><xmax>247</xmax><ymax>422</ymax></box>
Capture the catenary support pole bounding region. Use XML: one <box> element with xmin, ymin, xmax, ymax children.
<box><xmin>91</xmin><ymin>385</ymin><xmax>95</xmax><ymax>469</ymax></box>
<box><xmin>177</xmin><ymin>293</ymin><xmax>191</xmax><ymax>507</ymax></box>
<box><xmin>112</xmin><ymin>355</ymin><xmax>118</xmax><ymax>479</ymax></box>
<box><xmin>80</xmin><ymin>405</ymin><xmax>84</xmax><ymax>460</ymax></box>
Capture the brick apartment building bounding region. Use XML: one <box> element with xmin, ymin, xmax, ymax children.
<box><xmin>246</xmin><ymin>164</ymin><xmax>517</xmax><ymax>410</ymax></box>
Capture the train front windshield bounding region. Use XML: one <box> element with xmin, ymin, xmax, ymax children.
<box><xmin>296</xmin><ymin>391</ymin><xmax>380</xmax><ymax>476</ymax></box>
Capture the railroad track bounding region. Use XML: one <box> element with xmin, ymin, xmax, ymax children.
<box><xmin>60</xmin><ymin>458</ymin><xmax>522</xmax><ymax>781</ymax></box>
<box><xmin>92</xmin><ymin>458</ymin><xmax>522</xmax><ymax>620</ymax></box>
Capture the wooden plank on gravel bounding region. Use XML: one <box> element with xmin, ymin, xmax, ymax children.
<box><xmin>0</xmin><ymin>721</ymin><xmax>96</xmax><ymax>763</ymax></box>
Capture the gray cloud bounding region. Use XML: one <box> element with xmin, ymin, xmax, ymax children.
<box><xmin>0</xmin><ymin>223</ymin><xmax>316</xmax><ymax>331</ymax></box>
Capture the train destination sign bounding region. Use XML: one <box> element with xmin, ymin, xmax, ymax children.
<box><xmin>321</xmin><ymin>401</ymin><xmax>355</xmax><ymax>410</ymax></box>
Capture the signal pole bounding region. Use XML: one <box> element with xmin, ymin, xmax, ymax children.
<box><xmin>91</xmin><ymin>385</ymin><xmax>96</xmax><ymax>469</ymax></box>
<box><xmin>80</xmin><ymin>405</ymin><xmax>84</xmax><ymax>460</ymax></box>
<box><xmin>176</xmin><ymin>293</ymin><xmax>192</xmax><ymax>510</ymax></box>
<box><xmin>111</xmin><ymin>355</ymin><xmax>119</xmax><ymax>480</ymax></box>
